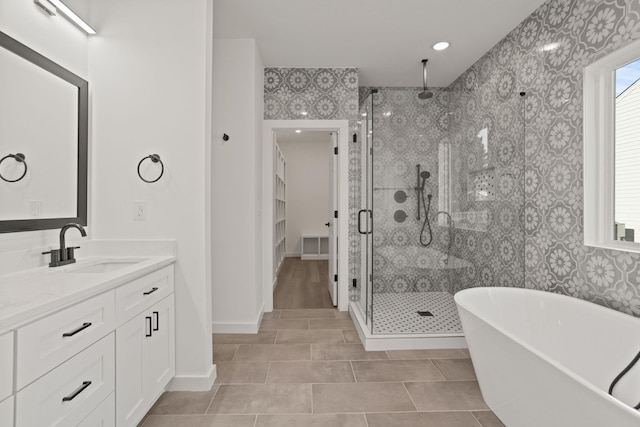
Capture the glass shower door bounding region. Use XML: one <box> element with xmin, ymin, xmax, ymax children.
<box><xmin>354</xmin><ymin>93</ymin><xmax>374</xmax><ymax>330</ymax></box>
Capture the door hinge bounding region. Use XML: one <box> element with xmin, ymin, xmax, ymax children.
<box><xmin>334</xmin><ymin>146</ymin><xmax>338</xmax><ymax>155</ymax></box>
<box><xmin>334</xmin><ymin>210</ymin><xmax>338</xmax><ymax>218</ymax></box>
<box><xmin>352</xmin><ymin>278</ymin><xmax>357</xmax><ymax>288</ymax></box>
<box><xmin>334</xmin><ymin>274</ymin><xmax>338</xmax><ymax>282</ymax></box>
<box><xmin>352</xmin><ymin>133</ymin><xmax>358</xmax><ymax>143</ymax></box>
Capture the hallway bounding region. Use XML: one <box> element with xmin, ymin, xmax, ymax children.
<box><xmin>273</xmin><ymin>257</ymin><xmax>333</xmax><ymax>309</ymax></box>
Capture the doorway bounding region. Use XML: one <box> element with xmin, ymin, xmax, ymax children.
<box><xmin>262</xmin><ymin>120</ymin><xmax>349</xmax><ymax>313</ymax></box>
<box><xmin>272</xmin><ymin>130</ymin><xmax>335</xmax><ymax>309</ymax></box>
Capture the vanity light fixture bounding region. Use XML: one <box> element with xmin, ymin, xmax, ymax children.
<box><xmin>432</xmin><ymin>41</ymin><xmax>450</xmax><ymax>51</ymax></box>
<box><xmin>34</xmin><ymin>0</ymin><xmax>57</xmax><ymax>15</ymax></box>
<box><xmin>48</xmin><ymin>0</ymin><xmax>96</xmax><ymax>35</ymax></box>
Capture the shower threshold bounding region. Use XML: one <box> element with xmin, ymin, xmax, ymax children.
<box><xmin>349</xmin><ymin>300</ymin><xmax>467</xmax><ymax>351</ymax></box>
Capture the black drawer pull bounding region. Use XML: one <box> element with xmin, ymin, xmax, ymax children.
<box><xmin>146</xmin><ymin>316</ymin><xmax>152</xmax><ymax>337</ymax></box>
<box><xmin>153</xmin><ymin>311</ymin><xmax>159</xmax><ymax>331</ymax></box>
<box><xmin>143</xmin><ymin>287</ymin><xmax>159</xmax><ymax>296</ymax></box>
<box><xmin>62</xmin><ymin>381</ymin><xmax>91</xmax><ymax>402</ymax></box>
<box><xmin>62</xmin><ymin>322</ymin><xmax>92</xmax><ymax>337</ymax></box>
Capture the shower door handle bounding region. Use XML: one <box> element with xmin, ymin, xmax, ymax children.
<box><xmin>358</xmin><ymin>209</ymin><xmax>372</xmax><ymax>235</ymax></box>
<box><xmin>358</xmin><ymin>210</ymin><xmax>366</xmax><ymax>234</ymax></box>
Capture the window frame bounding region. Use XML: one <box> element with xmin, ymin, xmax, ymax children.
<box><xmin>584</xmin><ymin>38</ymin><xmax>640</xmax><ymax>253</ymax></box>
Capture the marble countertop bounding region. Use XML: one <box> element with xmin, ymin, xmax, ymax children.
<box><xmin>0</xmin><ymin>240</ymin><xmax>176</xmax><ymax>334</ymax></box>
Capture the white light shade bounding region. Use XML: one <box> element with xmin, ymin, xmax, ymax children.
<box><xmin>48</xmin><ymin>0</ymin><xmax>96</xmax><ymax>34</ymax></box>
<box><xmin>34</xmin><ymin>0</ymin><xmax>57</xmax><ymax>16</ymax></box>
<box><xmin>433</xmin><ymin>41</ymin><xmax>450</xmax><ymax>51</ymax></box>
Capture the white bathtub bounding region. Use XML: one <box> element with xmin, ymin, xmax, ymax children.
<box><xmin>455</xmin><ymin>287</ymin><xmax>640</xmax><ymax>427</ymax></box>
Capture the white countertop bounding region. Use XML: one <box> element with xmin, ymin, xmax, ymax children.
<box><xmin>0</xmin><ymin>240</ymin><xmax>176</xmax><ymax>334</ymax></box>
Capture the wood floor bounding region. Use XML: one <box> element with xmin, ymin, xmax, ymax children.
<box><xmin>273</xmin><ymin>257</ymin><xmax>334</xmax><ymax>309</ymax></box>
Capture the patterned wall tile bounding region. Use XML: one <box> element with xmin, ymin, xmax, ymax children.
<box><xmin>264</xmin><ymin>68</ymin><xmax>358</xmax><ymax>120</ymax></box>
<box><xmin>448</xmin><ymin>0</ymin><xmax>640</xmax><ymax>316</ymax></box>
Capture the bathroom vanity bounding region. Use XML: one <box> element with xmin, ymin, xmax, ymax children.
<box><xmin>0</xmin><ymin>247</ymin><xmax>176</xmax><ymax>427</ymax></box>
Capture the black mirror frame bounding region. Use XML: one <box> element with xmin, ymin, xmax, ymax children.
<box><xmin>0</xmin><ymin>31</ymin><xmax>88</xmax><ymax>233</ymax></box>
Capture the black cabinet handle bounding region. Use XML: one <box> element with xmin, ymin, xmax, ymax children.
<box><xmin>143</xmin><ymin>287</ymin><xmax>159</xmax><ymax>296</ymax></box>
<box><xmin>62</xmin><ymin>381</ymin><xmax>91</xmax><ymax>402</ymax></box>
<box><xmin>153</xmin><ymin>311</ymin><xmax>159</xmax><ymax>331</ymax></box>
<box><xmin>146</xmin><ymin>316</ymin><xmax>152</xmax><ymax>337</ymax></box>
<box><xmin>62</xmin><ymin>322</ymin><xmax>92</xmax><ymax>337</ymax></box>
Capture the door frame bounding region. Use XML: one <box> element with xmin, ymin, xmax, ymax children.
<box><xmin>262</xmin><ymin>120</ymin><xmax>350</xmax><ymax>312</ymax></box>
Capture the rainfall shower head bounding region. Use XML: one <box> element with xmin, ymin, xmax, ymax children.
<box><xmin>418</xmin><ymin>59</ymin><xmax>434</xmax><ymax>99</ymax></box>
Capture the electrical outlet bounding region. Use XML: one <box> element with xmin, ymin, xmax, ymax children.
<box><xmin>30</xmin><ymin>200</ymin><xmax>43</xmax><ymax>217</ymax></box>
<box><xmin>134</xmin><ymin>200</ymin><xmax>147</xmax><ymax>221</ymax></box>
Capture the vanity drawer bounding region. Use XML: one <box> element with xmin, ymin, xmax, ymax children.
<box><xmin>0</xmin><ymin>332</ymin><xmax>13</xmax><ymax>401</ymax></box>
<box><xmin>78</xmin><ymin>392</ymin><xmax>114</xmax><ymax>427</ymax></box>
<box><xmin>16</xmin><ymin>291</ymin><xmax>115</xmax><ymax>390</ymax></box>
<box><xmin>115</xmin><ymin>265</ymin><xmax>174</xmax><ymax>326</ymax></box>
<box><xmin>15</xmin><ymin>333</ymin><xmax>115</xmax><ymax>427</ymax></box>
<box><xmin>0</xmin><ymin>395</ymin><xmax>14</xmax><ymax>427</ymax></box>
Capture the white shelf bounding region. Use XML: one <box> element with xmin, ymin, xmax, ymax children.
<box><xmin>301</xmin><ymin>235</ymin><xmax>329</xmax><ymax>260</ymax></box>
<box><xmin>274</xmin><ymin>144</ymin><xmax>286</xmax><ymax>276</ymax></box>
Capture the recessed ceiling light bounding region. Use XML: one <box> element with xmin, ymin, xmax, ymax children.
<box><xmin>295</xmin><ymin>129</ymin><xmax>302</xmax><ymax>133</ymax></box>
<box><xmin>433</xmin><ymin>42</ymin><xmax>450</xmax><ymax>51</ymax></box>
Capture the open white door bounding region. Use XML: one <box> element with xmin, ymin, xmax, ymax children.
<box><xmin>328</xmin><ymin>132</ymin><xmax>338</xmax><ymax>306</ymax></box>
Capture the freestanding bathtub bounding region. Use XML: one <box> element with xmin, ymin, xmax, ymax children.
<box><xmin>455</xmin><ymin>287</ymin><xmax>640</xmax><ymax>427</ymax></box>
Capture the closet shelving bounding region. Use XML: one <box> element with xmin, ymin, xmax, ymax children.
<box><xmin>274</xmin><ymin>144</ymin><xmax>286</xmax><ymax>276</ymax></box>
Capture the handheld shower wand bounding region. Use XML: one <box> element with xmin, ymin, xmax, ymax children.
<box><xmin>416</xmin><ymin>165</ymin><xmax>433</xmax><ymax>246</ymax></box>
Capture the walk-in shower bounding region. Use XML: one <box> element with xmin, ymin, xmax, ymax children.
<box><xmin>350</xmin><ymin>81</ymin><xmax>525</xmax><ymax>345</ymax></box>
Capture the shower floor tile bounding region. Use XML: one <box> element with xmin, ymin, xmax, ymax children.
<box><xmin>372</xmin><ymin>292</ymin><xmax>463</xmax><ymax>334</ymax></box>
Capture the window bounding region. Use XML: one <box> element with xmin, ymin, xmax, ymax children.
<box><xmin>584</xmin><ymin>38</ymin><xmax>640</xmax><ymax>253</ymax></box>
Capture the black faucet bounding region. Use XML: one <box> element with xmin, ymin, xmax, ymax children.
<box><xmin>42</xmin><ymin>223</ymin><xmax>87</xmax><ymax>267</ymax></box>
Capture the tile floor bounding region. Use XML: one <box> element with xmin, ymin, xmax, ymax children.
<box><xmin>140</xmin><ymin>308</ymin><xmax>505</xmax><ymax>427</ymax></box>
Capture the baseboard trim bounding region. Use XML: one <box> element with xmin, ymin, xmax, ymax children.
<box><xmin>167</xmin><ymin>364</ymin><xmax>217</xmax><ymax>391</ymax></box>
<box><xmin>212</xmin><ymin>305</ymin><xmax>264</xmax><ymax>334</ymax></box>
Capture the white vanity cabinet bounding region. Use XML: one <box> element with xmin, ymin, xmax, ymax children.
<box><xmin>0</xmin><ymin>332</ymin><xmax>14</xmax><ymax>427</ymax></box>
<box><xmin>0</xmin><ymin>396</ymin><xmax>14</xmax><ymax>427</ymax></box>
<box><xmin>0</xmin><ymin>261</ymin><xmax>175</xmax><ymax>427</ymax></box>
<box><xmin>116</xmin><ymin>294</ymin><xmax>175</xmax><ymax>426</ymax></box>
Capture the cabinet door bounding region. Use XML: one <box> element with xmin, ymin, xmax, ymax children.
<box><xmin>0</xmin><ymin>396</ymin><xmax>14</xmax><ymax>427</ymax></box>
<box><xmin>145</xmin><ymin>295</ymin><xmax>175</xmax><ymax>400</ymax></box>
<box><xmin>115</xmin><ymin>313</ymin><xmax>148</xmax><ymax>427</ymax></box>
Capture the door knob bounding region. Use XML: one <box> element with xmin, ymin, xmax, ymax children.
<box><xmin>325</xmin><ymin>222</ymin><xmax>330</xmax><ymax>227</ymax></box>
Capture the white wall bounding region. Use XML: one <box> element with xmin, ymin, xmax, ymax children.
<box><xmin>277</xmin><ymin>137</ymin><xmax>332</xmax><ymax>255</ymax></box>
<box><xmin>211</xmin><ymin>38</ymin><xmax>264</xmax><ymax>333</ymax></box>
<box><xmin>0</xmin><ymin>0</ymin><xmax>88</xmax><ymax>261</ymax></box>
<box><xmin>88</xmin><ymin>0</ymin><xmax>214</xmax><ymax>388</ymax></box>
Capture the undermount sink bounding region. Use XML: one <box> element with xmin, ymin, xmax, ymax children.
<box><xmin>66</xmin><ymin>260</ymin><xmax>144</xmax><ymax>274</ymax></box>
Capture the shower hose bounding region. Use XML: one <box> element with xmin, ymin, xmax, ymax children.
<box><xmin>419</xmin><ymin>189</ymin><xmax>433</xmax><ymax>247</ymax></box>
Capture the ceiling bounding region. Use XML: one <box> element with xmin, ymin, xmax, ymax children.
<box><xmin>212</xmin><ymin>0</ymin><xmax>547</xmax><ymax>88</ymax></box>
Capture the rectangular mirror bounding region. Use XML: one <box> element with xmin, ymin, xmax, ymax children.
<box><xmin>0</xmin><ymin>31</ymin><xmax>87</xmax><ymax>233</ymax></box>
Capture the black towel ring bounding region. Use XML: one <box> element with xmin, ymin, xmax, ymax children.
<box><xmin>137</xmin><ymin>154</ymin><xmax>164</xmax><ymax>183</ymax></box>
<box><xmin>0</xmin><ymin>153</ymin><xmax>27</xmax><ymax>183</ymax></box>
